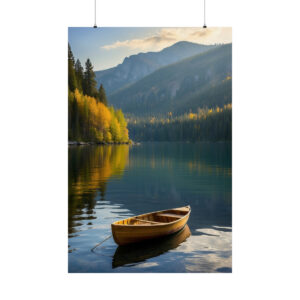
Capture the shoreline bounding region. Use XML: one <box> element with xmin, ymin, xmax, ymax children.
<box><xmin>68</xmin><ymin>141</ymin><xmax>138</xmax><ymax>146</ymax></box>
<box><xmin>68</xmin><ymin>140</ymin><xmax>231</xmax><ymax>146</ymax></box>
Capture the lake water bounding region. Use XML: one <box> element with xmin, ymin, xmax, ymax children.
<box><xmin>68</xmin><ymin>142</ymin><xmax>232</xmax><ymax>273</ymax></box>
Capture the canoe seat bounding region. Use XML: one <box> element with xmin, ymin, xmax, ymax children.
<box><xmin>134</xmin><ymin>218</ymin><xmax>162</xmax><ymax>224</ymax></box>
<box><xmin>156</xmin><ymin>213</ymin><xmax>182</xmax><ymax>219</ymax></box>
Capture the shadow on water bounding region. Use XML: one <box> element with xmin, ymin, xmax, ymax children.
<box><xmin>112</xmin><ymin>225</ymin><xmax>191</xmax><ymax>268</ymax></box>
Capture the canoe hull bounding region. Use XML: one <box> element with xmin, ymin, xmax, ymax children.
<box><xmin>111</xmin><ymin>206</ymin><xmax>190</xmax><ymax>246</ymax></box>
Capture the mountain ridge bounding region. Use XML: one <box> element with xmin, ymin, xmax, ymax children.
<box><xmin>108</xmin><ymin>43</ymin><xmax>232</xmax><ymax>117</ymax></box>
<box><xmin>95</xmin><ymin>41</ymin><xmax>217</xmax><ymax>94</ymax></box>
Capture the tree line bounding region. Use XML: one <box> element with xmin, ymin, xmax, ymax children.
<box><xmin>127</xmin><ymin>104</ymin><xmax>232</xmax><ymax>142</ymax></box>
<box><xmin>68</xmin><ymin>44</ymin><xmax>129</xmax><ymax>143</ymax></box>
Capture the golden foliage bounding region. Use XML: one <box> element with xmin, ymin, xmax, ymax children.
<box><xmin>188</xmin><ymin>113</ymin><xmax>197</xmax><ymax>120</ymax></box>
<box><xmin>70</xmin><ymin>89</ymin><xmax>129</xmax><ymax>142</ymax></box>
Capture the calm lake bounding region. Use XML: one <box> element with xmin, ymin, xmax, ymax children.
<box><xmin>68</xmin><ymin>142</ymin><xmax>232</xmax><ymax>273</ymax></box>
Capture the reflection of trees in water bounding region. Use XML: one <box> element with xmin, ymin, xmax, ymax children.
<box><xmin>68</xmin><ymin>145</ymin><xmax>129</xmax><ymax>235</ymax></box>
<box><xmin>118</xmin><ymin>143</ymin><xmax>231</xmax><ymax>229</ymax></box>
<box><xmin>129</xmin><ymin>142</ymin><xmax>231</xmax><ymax>172</ymax></box>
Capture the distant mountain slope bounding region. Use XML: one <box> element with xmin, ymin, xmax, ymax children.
<box><xmin>108</xmin><ymin>43</ymin><xmax>232</xmax><ymax>116</ymax></box>
<box><xmin>95</xmin><ymin>41</ymin><xmax>216</xmax><ymax>94</ymax></box>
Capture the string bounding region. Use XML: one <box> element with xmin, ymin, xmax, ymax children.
<box><xmin>203</xmin><ymin>0</ymin><xmax>207</xmax><ymax>28</ymax></box>
<box><xmin>93</xmin><ymin>0</ymin><xmax>97</xmax><ymax>28</ymax></box>
<box><xmin>91</xmin><ymin>234</ymin><xmax>112</xmax><ymax>252</ymax></box>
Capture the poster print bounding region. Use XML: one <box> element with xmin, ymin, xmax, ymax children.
<box><xmin>68</xmin><ymin>27</ymin><xmax>232</xmax><ymax>273</ymax></box>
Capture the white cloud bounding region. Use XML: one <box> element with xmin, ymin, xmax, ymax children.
<box><xmin>102</xmin><ymin>27</ymin><xmax>232</xmax><ymax>52</ymax></box>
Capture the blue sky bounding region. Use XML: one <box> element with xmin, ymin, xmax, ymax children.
<box><xmin>68</xmin><ymin>27</ymin><xmax>232</xmax><ymax>71</ymax></box>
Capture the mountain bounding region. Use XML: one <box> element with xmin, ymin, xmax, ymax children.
<box><xmin>108</xmin><ymin>43</ymin><xmax>232</xmax><ymax>117</ymax></box>
<box><xmin>95</xmin><ymin>41</ymin><xmax>216</xmax><ymax>95</ymax></box>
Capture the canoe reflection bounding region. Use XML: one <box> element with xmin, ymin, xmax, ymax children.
<box><xmin>112</xmin><ymin>225</ymin><xmax>191</xmax><ymax>268</ymax></box>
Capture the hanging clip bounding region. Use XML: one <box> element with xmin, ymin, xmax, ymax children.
<box><xmin>203</xmin><ymin>0</ymin><xmax>207</xmax><ymax>28</ymax></box>
<box><xmin>93</xmin><ymin>0</ymin><xmax>97</xmax><ymax>28</ymax></box>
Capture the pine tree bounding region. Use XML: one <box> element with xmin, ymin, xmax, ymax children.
<box><xmin>75</xmin><ymin>59</ymin><xmax>84</xmax><ymax>92</ymax></box>
<box><xmin>68</xmin><ymin>44</ymin><xmax>77</xmax><ymax>92</ymax></box>
<box><xmin>98</xmin><ymin>84</ymin><xmax>108</xmax><ymax>106</ymax></box>
<box><xmin>68</xmin><ymin>54</ymin><xmax>130</xmax><ymax>143</ymax></box>
<box><xmin>83</xmin><ymin>58</ymin><xmax>97</xmax><ymax>97</ymax></box>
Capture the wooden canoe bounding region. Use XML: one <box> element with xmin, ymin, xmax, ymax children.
<box><xmin>111</xmin><ymin>205</ymin><xmax>191</xmax><ymax>245</ymax></box>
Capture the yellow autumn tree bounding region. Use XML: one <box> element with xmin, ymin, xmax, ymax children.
<box><xmin>69</xmin><ymin>89</ymin><xmax>129</xmax><ymax>143</ymax></box>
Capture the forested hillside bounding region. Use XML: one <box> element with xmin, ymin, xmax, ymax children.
<box><xmin>109</xmin><ymin>44</ymin><xmax>232</xmax><ymax>117</ymax></box>
<box><xmin>68</xmin><ymin>44</ymin><xmax>129</xmax><ymax>143</ymax></box>
<box><xmin>128</xmin><ymin>104</ymin><xmax>232</xmax><ymax>142</ymax></box>
<box><xmin>69</xmin><ymin>41</ymin><xmax>232</xmax><ymax>143</ymax></box>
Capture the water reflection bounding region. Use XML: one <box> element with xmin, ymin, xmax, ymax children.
<box><xmin>112</xmin><ymin>225</ymin><xmax>191</xmax><ymax>268</ymax></box>
<box><xmin>179</xmin><ymin>226</ymin><xmax>232</xmax><ymax>272</ymax></box>
<box><xmin>68</xmin><ymin>142</ymin><xmax>232</xmax><ymax>272</ymax></box>
<box><xmin>68</xmin><ymin>145</ymin><xmax>129</xmax><ymax>236</ymax></box>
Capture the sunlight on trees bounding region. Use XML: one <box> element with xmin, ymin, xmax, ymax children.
<box><xmin>69</xmin><ymin>89</ymin><xmax>129</xmax><ymax>143</ymax></box>
<box><xmin>128</xmin><ymin>104</ymin><xmax>232</xmax><ymax>142</ymax></box>
<box><xmin>68</xmin><ymin>44</ymin><xmax>130</xmax><ymax>143</ymax></box>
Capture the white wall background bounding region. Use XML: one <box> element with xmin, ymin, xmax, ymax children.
<box><xmin>0</xmin><ymin>0</ymin><xmax>299</xmax><ymax>299</ymax></box>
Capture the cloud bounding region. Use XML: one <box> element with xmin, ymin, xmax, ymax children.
<box><xmin>101</xmin><ymin>27</ymin><xmax>232</xmax><ymax>52</ymax></box>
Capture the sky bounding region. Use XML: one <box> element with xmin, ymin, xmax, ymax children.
<box><xmin>68</xmin><ymin>27</ymin><xmax>232</xmax><ymax>71</ymax></box>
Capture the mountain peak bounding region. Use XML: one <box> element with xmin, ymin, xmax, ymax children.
<box><xmin>168</xmin><ymin>41</ymin><xmax>201</xmax><ymax>47</ymax></box>
<box><xmin>108</xmin><ymin>44</ymin><xmax>232</xmax><ymax>117</ymax></box>
<box><xmin>95</xmin><ymin>41</ymin><xmax>216</xmax><ymax>94</ymax></box>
